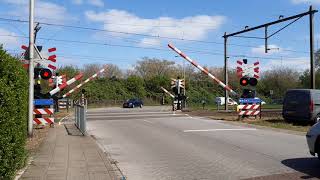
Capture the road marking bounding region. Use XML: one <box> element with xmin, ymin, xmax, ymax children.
<box><xmin>183</xmin><ymin>128</ymin><xmax>257</xmax><ymax>132</ymax></box>
<box><xmin>185</xmin><ymin>114</ymin><xmax>193</xmax><ymax>118</ymax></box>
<box><xmin>58</xmin><ymin>114</ymin><xmax>71</xmax><ymax>125</ymax></box>
<box><xmin>87</xmin><ymin>111</ymin><xmax>171</xmax><ymax>115</ymax></box>
<box><xmin>143</xmin><ymin>120</ymin><xmax>153</xmax><ymax>124</ymax></box>
<box><xmin>87</xmin><ymin>114</ymin><xmax>184</xmax><ymax>118</ymax></box>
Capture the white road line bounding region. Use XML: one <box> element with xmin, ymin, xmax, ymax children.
<box><xmin>87</xmin><ymin>114</ymin><xmax>184</xmax><ymax>118</ymax></box>
<box><xmin>143</xmin><ymin>120</ymin><xmax>153</xmax><ymax>124</ymax></box>
<box><xmin>185</xmin><ymin>114</ymin><xmax>193</xmax><ymax>118</ymax></box>
<box><xmin>87</xmin><ymin>111</ymin><xmax>171</xmax><ymax>115</ymax></box>
<box><xmin>183</xmin><ymin>128</ymin><xmax>257</xmax><ymax>132</ymax></box>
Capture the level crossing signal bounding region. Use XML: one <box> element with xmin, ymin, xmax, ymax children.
<box><xmin>171</xmin><ymin>77</ymin><xmax>185</xmax><ymax>95</ymax></box>
<box><xmin>237</xmin><ymin>59</ymin><xmax>259</xmax><ymax>98</ymax></box>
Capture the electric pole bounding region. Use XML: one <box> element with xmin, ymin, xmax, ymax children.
<box><xmin>224</xmin><ymin>32</ymin><xmax>229</xmax><ymax>111</ymax></box>
<box><xmin>28</xmin><ymin>0</ymin><xmax>35</xmax><ymax>137</ymax></box>
<box><xmin>310</xmin><ymin>6</ymin><xmax>315</xmax><ymax>89</ymax></box>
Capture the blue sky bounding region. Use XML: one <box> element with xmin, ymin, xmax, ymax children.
<box><xmin>0</xmin><ymin>0</ymin><xmax>319</xmax><ymax>72</ymax></box>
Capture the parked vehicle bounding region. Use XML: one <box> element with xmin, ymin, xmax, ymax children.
<box><xmin>215</xmin><ymin>97</ymin><xmax>238</xmax><ymax>106</ymax></box>
<box><xmin>283</xmin><ymin>89</ymin><xmax>320</xmax><ymax>124</ymax></box>
<box><xmin>306</xmin><ymin>122</ymin><xmax>320</xmax><ymax>160</ymax></box>
<box><xmin>123</xmin><ymin>99</ymin><xmax>143</xmax><ymax>108</ymax></box>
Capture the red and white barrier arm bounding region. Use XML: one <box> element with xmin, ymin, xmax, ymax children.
<box><xmin>168</xmin><ymin>43</ymin><xmax>238</xmax><ymax>96</ymax></box>
<box><xmin>62</xmin><ymin>68</ymin><xmax>106</xmax><ymax>98</ymax></box>
<box><xmin>49</xmin><ymin>73</ymin><xmax>83</xmax><ymax>96</ymax></box>
<box><xmin>160</xmin><ymin>87</ymin><xmax>175</xmax><ymax>98</ymax></box>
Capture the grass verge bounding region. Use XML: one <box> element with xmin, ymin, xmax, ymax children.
<box><xmin>243</xmin><ymin>119</ymin><xmax>311</xmax><ymax>133</ymax></box>
<box><xmin>188</xmin><ymin>109</ymin><xmax>311</xmax><ymax>133</ymax></box>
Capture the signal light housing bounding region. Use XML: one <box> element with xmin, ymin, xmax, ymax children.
<box><xmin>40</xmin><ymin>69</ymin><xmax>52</xmax><ymax>80</ymax></box>
<box><xmin>249</xmin><ymin>78</ymin><xmax>258</xmax><ymax>86</ymax></box>
<box><xmin>34</xmin><ymin>68</ymin><xmax>52</xmax><ymax>80</ymax></box>
<box><xmin>240</xmin><ymin>77</ymin><xmax>249</xmax><ymax>86</ymax></box>
<box><xmin>240</xmin><ymin>77</ymin><xmax>258</xmax><ymax>86</ymax></box>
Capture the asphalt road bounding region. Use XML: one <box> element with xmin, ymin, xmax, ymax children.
<box><xmin>86</xmin><ymin>106</ymin><xmax>320</xmax><ymax>180</ymax></box>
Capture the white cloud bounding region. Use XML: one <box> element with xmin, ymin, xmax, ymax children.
<box><xmin>0</xmin><ymin>28</ymin><xmax>19</xmax><ymax>48</ymax></box>
<box><xmin>2</xmin><ymin>0</ymin><xmax>73</xmax><ymax>24</ymax></box>
<box><xmin>138</xmin><ymin>38</ymin><xmax>161</xmax><ymax>47</ymax></box>
<box><xmin>85</xmin><ymin>9</ymin><xmax>226</xmax><ymax>47</ymax></box>
<box><xmin>291</xmin><ymin>0</ymin><xmax>320</xmax><ymax>4</ymax></box>
<box><xmin>264</xmin><ymin>57</ymin><xmax>309</xmax><ymax>71</ymax></box>
<box><xmin>251</xmin><ymin>44</ymin><xmax>283</xmax><ymax>55</ymax></box>
<box><xmin>88</xmin><ymin>0</ymin><xmax>104</xmax><ymax>7</ymax></box>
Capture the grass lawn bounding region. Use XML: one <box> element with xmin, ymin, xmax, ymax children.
<box><xmin>262</xmin><ymin>104</ymin><xmax>283</xmax><ymax>109</ymax></box>
<box><xmin>243</xmin><ymin>119</ymin><xmax>312</xmax><ymax>133</ymax></box>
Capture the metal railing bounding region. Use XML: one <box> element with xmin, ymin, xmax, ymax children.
<box><xmin>74</xmin><ymin>103</ymin><xmax>87</xmax><ymax>135</ymax></box>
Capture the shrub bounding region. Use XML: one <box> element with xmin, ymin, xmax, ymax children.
<box><xmin>0</xmin><ymin>47</ymin><xmax>28</xmax><ymax>179</ymax></box>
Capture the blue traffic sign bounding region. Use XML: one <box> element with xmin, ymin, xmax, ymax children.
<box><xmin>239</xmin><ymin>98</ymin><xmax>262</xmax><ymax>104</ymax></box>
<box><xmin>34</xmin><ymin>99</ymin><xmax>54</xmax><ymax>106</ymax></box>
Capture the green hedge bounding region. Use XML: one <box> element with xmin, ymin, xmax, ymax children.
<box><xmin>0</xmin><ymin>48</ymin><xmax>28</xmax><ymax>179</ymax></box>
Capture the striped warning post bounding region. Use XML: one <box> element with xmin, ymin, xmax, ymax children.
<box><xmin>238</xmin><ymin>104</ymin><xmax>261</xmax><ymax>116</ymax></box>
<box><xmin>33</xmin><ymin>118</ymin><xmax>54</xmax><ymax>125</ymax></box>
<box><xmin>239</xmin><ymin>110</ymin><xmax>260</xmax><ymax>116</ymax></box>
<box><xmin>33</xmin><ymin>108</ymin><xmax>54</xmax><ymax>115</ymax></box>
<box><xmin>238</xmin><ymin>104</ymin><xmax>260</xmax><ymax>110</ymax></box>
<box><xmin>168</xmin><ymin>44</ymin><xmax>238</xmax><ymax>96</ymax></box>
<box><xmin>49</xmin><ymin>73</ymin><xmax>84</xmax><ymax>96</ymax></box>
<box><xmin>62</xmin><ymin>68</ymin><xmax>106</xmax><ymax>98</ymax></box>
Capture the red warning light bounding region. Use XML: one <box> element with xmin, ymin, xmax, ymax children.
<box><xmin>240</xmin><ymin>77</ymin><xmax>249</xmax><ymax>86</ymax></box>
<box><xmin>43</xmin><ymin>72</ymin><xmax>49</xmax><ymax>77</ymax></box>
<box><xmin>40</xmin><ymin>69</ymin><xmax>52</xmax><ymax>80</ymax></box>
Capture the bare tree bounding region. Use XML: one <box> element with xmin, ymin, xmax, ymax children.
<box><xmin>134</xmin><ymin>57</ymin><xmax>175</xmax><ymax>79</ymax></box>
<box><xmin>83</xmin><ymin>64</ymin><xmax>102</xmax><ymax>78</ymax></box>
<box><xmin>103</xmin><ymin>64</ymin><xmax>123</xmax><ymax>79</ymax></box>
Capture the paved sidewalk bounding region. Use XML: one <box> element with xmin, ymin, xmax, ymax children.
<box><xmin>20</xmin><ymin>124</ymin><xmax>118</xmax><ymax>180</ymax></box>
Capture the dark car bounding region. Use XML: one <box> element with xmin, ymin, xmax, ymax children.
<box><xmin>123</xmin><ymin>99</ymin><xmax>143</xmax><ymax>108</ymax></box>
<box><xmin>283</xmin><ymin>89</ymin><xmax>320</xmax><ymax>124</ymax></box>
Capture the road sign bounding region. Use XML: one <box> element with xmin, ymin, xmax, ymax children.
<box><xmin>239</xmin><ymin>98</ymin><xmax>261</xmax><ymax>104</ymax></box>
<box><xmin>34</xmin><ymin>99</ymin><xmax>54</xmax><ymax>106</ymax></box>
<box><xmin>21</xmin><ymin>45</ymin><xmax>57</xmax><ymax>71</ymax></box>
<box><xmin>237</xmin><ymin>60</ymin><xmax>260</xmax><ymax>79</ymax></box>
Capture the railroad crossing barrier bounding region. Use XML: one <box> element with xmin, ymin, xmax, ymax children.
<box><xmin>74</xmin><ymin>100</ymin><xmax>87</xmax><ymax>135</ymax></box>
<box><xmin>62</xmin><ymin>68</ymin><xmax>106</xmax><ymax>98</ymax></box>
<box><xmin>168</xmin><ymin>43</ymin><xmax>238</xmax><ymax>96</ymax></box>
